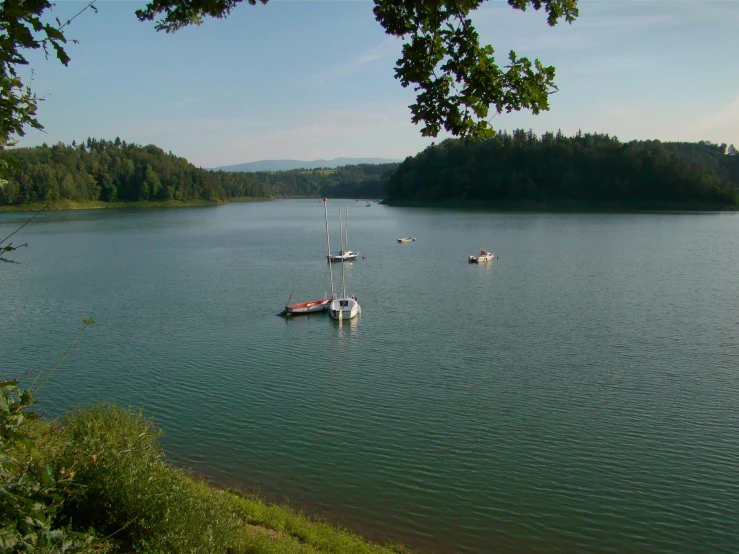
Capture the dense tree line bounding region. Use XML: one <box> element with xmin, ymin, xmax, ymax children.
<box><xmin>0</xmin><ymin>139</ymin><xmax>270</xmax><ymax>205</ymax></box>
<box><xmin>0</xmin><ymin>139</ymin><xmax>397</xmax><ymax>205</ymax></box>
<box><xmin>245</xmin><ymin>163</ymin><xmax>398</xmax><ymax>199</ymax></box>
<box><xmin>386</xmin><ymin>131</ymin><xmax>739</xmax><ymax>207</ymax></box>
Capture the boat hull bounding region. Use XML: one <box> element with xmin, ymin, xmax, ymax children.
<box><xmin>328</xmin><ymin>252</ymin><xmax>358</xmax><ymax>262</ymax></box>
<box><xmin>283</xmin><ymin>299</ymin><xmax>331</xmax><ymax>315</ymax></box>
<box><xmin>469</xmin><ymin>255</ymin><xmax>493</xmax><ymax>263</ymax></box>
<box><xmin>469</xmin><ymin>249</ymin><xmax>494</xmax><ymax>263</ymax></box>
<box><xmin>328</xmin><ymin>297</ymin><xmax>360</xmax><ymax>320</ymax></box>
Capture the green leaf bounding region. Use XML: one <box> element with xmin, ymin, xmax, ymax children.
<box><xmin>51</xmin><ymin>41</ymin><xmax>71</xmax><ymax>66</ymax></box>
<box><xmin>44</xmin><ymin>25</ymin><xmax>67</xmax><ymax>43</ymax></box>
<box><xmin>0</xmin><ymin>528</ymin><xmax>19</xmax><ymax>550</ymax></box>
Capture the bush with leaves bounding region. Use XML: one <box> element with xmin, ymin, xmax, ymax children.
<box><xmin>0</xmin><ymin>380</ymin><xmax>101</xmax><ymax>553</ymax></box>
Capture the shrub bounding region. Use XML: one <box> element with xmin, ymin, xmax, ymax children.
<box><xmin>0</xmin><ymin>380</ymin><xmax>101</xmax><ymax>553</ymax></box>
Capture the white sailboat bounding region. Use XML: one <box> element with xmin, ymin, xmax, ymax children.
<box><xmin>327</xmin><ymin>207</ymin><xmax>358</xmax><ymax>262</ymax></box>
<box><xmin>324</xmin><ymin>201</ymin><xmax>360</xmax><ymax>321</ymax></box>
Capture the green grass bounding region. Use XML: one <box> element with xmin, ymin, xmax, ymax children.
<box><xmin>21</xmin><ymin>404</ymin><xmax>411</xmax><ymax>554</ymax></box>
<box><xmin>382</xmin><ymin>198</ymin><xmax>739</xmax><ymax>212</ymax></box>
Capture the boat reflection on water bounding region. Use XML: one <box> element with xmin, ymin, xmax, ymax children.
<box><xmin>332</xmin><ymin>312</ymin><xmax>360</xmax><ymax>345</ymax></box>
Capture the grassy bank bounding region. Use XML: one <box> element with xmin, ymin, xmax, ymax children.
<box><xmin>382</xmin><ymin>198</ymin><xmax>739</xmax><ymax>212</ymax></box>
<box><xmin>8</xmin><ymin>402</ymin><xmax>410</xmax><ymax>553</ymax></box>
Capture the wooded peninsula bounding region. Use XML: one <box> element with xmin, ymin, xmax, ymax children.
<box><xmin>387</xmin><ymin>131</ymin><xmax>739</xmax><ymax>210</ymax></box>
<box><xmin>1</xmin><ymin>133</ymin><xmax>737</xmax><ymax>211</ymax></box>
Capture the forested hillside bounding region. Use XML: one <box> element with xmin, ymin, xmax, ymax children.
<box><xmin>0</xmin><ymin>139</ymin><xmax>270</xmax><ymax>204</ymax></box>
<box><xmin>6</xmin><ymin>134</ymin><xmax>736</xmax><ymax>209</ymax></box>
<box><xmin>249</xmin><ymin>163</ymin><xmax>398</xmax><ymax>198</ymax></box>
<box><xmin>386</xmin><ymin>131</ymin><xmax>739</xmax><ymax>208</ymax></box>
<box><xmin>0</xmin><ymin>139</ymin><xmax>396</xmax><ymax>205</ymax></box>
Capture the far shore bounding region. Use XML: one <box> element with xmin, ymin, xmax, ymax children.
<box><xmin>381</xmin><ymin>198</ymin><xmax>739</xmax><ymax>212</ymax></box>
<box><xmin>0</xmin><ymin>197</ymin><xmax>273</xmax><ymax>213</ymax></box>
<box><xmin>6</xmin><ymin>196</ymin><xmax>733</xmax><ymax>214</ymax></box>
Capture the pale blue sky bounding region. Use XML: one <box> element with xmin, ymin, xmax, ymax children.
<box><xmin>17</xmin><ymin>0</ymin><xmax>739</xmax><ymax>167</ymax></box>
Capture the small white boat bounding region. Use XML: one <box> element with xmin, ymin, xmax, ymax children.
<box><xmin>328</xmin><ymin>207</ymin><xmax>358</xmax><ymax>262</ymax></box>
<box><xmin>469</xmin><ymin>249</ymin><xmax>494</xmax><ymax>263</ymax></box>
<box><xmin>397</xmin><ymin>237</ymin><xmax>416</xmax><ymax>243</ymax></box>
<box><xmin>365</xmin><ymin>201</ymin><xmax>371</xmax><ymax>207</ymax></box>
<box><xmin>328</xmin><ymin>249</ymin><xmax>358</xmax><ymax>263</ymax></box>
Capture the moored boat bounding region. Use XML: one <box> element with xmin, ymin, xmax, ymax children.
<box><xmin>282</xmin><ymin>296</ymin><xmax>331</xmax><ymax>316</ymax></box>
<box><xmin>329</xmin><ymin>296</ymin><xmax>361</xmax><ymax>320</ymax></box>
<box><xmin>328</xmin><ymin>207</ymin><xmax>358</xmax><ymax>262</ymax></box>
<box><xmin>328</xmin><ymin>249</ymin><xmax>358</xmax><ymax>262</ymax></box>
<box><xmin>328</xmin><ymin>206</ymin><xmax>361</xmax><ymax>321</ymax></box>
<box><xmin>397</xmin><ymin>237</ymin><xmax>416</xmax><ymax>243</ymax></box>
<box><xmin>469</xmin><ymin>249</ymin><xmax>494</xmax><ymax>263</ymax></box>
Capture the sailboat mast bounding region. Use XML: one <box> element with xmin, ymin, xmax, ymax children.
<box><xmin>345</xmin><ymin>207</ymin><xmax>349</xmax><ymax>253</ymax></box>
<box><xmin>323</xmin><ymin>198</ymin><xmax>335</xmax><ymax>298</ymax></box>
<box><xmin>339</xmin><ymin>209</ymin><xmax>346</xmax><ymax>298</ymax></box>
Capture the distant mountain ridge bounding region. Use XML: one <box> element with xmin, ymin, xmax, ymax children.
<box><xmin>213</xmin><ymin>157</ymin><xmax>401</xmax><ymax>172</ymax></box>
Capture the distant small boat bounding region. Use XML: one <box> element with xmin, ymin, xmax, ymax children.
<box><xmin>397</xmin><ymin>237</ymin><xmax>416</xmax><ymax>243</ymax></box>
<box><xmin>328</xmin><ymin>249</ymin><xmax>358</xmax><ymax>262</ymax></box>
<box><xmin>469</xmin><ymin>249</ymin><xmax>494</xmax><ymax>263</ymax></box>
<box><xmin>328</xmin><ymin>207</ymin><xmax>358</xmax><ymax>262</ymax></box>
<box><xmin>365</xmin><ymin>201</ymin><xmax>371</xmax><ymax>207</ymax></box>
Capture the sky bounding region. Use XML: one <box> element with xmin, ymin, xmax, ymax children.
<box><xmin>16</xmin><ymin>0</ymin><xmax>739</xmax><ymax>167</ymax></box>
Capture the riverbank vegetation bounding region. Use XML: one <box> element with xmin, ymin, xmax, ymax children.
<box><xmin>246</xmin><ymin>163</ymin><xmax>398</xmax><ymax>199</ymax></box>
<box><xmin>385</xmin><ymin>131</ymin><xmax>739</xmax><ymax>209</ymax></box>
<box><xmin>0</xmin><ymin>139</ymin><xmax>270</xmax><ymax>206</ymax></box>
<box><xmin>0</xmin><ymin>140</ymin><xmax>396</xmax><ymax>208</ymax></box>
<box><xmin>1</xmin><ymin>381</ymin><xmax>409</xmax><ymax>553</ymax></box>
<box><xmin>5</xmin><ymin>133</ymin><xmax>739</xmax><ymax>212</ymax></box>
<box><xmin>0</xmin><ymin>198</ymin><xmax>228</xmax><ymax>212</ymax></box>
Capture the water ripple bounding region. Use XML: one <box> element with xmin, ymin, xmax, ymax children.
<box><xmin>1</xmin><ymin>204</ymin><xmax>738</xmax><ymax>553</ymax></box>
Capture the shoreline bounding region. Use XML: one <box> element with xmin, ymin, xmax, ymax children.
<box><xmin>201</xmin><ymin>470</ymin><xmax>436</xmax><ymax>553</ymax></box>
<box><xmin>0</xmin><ymin>197</ymin><xmax>273</xmax><ymax>213</ymax></box>
<box><xmin>381</xmin><ymin>198</ymin><xmax>739</xmax><ymax>213</ymax></box>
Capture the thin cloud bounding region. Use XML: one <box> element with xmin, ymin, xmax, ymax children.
<box><xmin>309</xmin><ymin>38</ymin><xmax>401</xmax><ymax>84</ymax></box>
<box><xmin>692</xmin><ymin>95</ymin><xmax>739</xmax><ymax>133</ymax></box>
<box><xmin>666</xmin><ymin>95</ymin><xmax>739</xmax><ymax>145</ymax></box>
<box><xmin>520</xmin><ymin>33</ymin><xmax>589</xmax><ymax>52</ymax></box>
<box><xmin>203</xmin><ymin>109</ymin><xmax>410</xmax><ymax>164</ymax></box>
<box><xmin>172</xmin><ymin>95</ymin><xmax>202</xmax><ymax>108</ymax></box>
<box><xmin>605</xmin><ymin>107</ymin><xmax>637</xmax><ymax>118</ymax></box>
<box><xmin>567</xmin><ymin>54</ymin><xmax>655</xmax><ymax>76</ymax></box>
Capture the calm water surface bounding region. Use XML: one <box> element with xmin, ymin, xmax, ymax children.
<box><xmin>2</xmin><ymin>201</ymin><xmax>738</xmax><ymax>552</ymax></box>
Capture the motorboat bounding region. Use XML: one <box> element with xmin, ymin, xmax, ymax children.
<box><xmin>328</xmin><ymin>249</ymin><xmax>358</xmax><ymax>262</ymax></box>
<box><xmin>397</xmin><ymin>237</ymin><xmax>416</xmax><ymax>243</ymax></box>
<box><xmin>469</xmin><ymin>249</ymin><xmax>494</xmax><ymax>263</ymax></box>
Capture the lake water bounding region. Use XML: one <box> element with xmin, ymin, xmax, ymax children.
<box><xmin>2</xmin><ymin>200</ymin><xmax>738</xmax><ymax>553</ymax></box>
